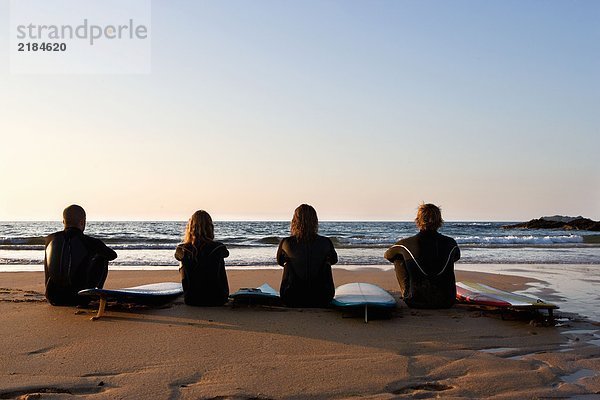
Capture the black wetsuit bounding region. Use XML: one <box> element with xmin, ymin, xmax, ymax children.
<box><xmin>384</xmin><ymin>230</ymin><xmax>460</xmax><ymax>309</ymax></box>
<box><xmin>44</xmin><ymin>227</ymin><xmax>117</xmax><ymax>306</ymax></box>
<box><xmin>277</xmin><ymin>235</ymin><xmax>338</xmax><ymax>307</ymax></box>
<box><xmin>175</xmin><ymin>241</ymin><xmax>229</xmax><ymax>306</ymax></box>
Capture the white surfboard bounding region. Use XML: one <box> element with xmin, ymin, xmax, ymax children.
<box><xmin>78</xmin><ymin>282</ymin><xmax>183</xmax><ymax>320</ymax></box>
<box><xmin>456</xmin><ymin>281</ymin><xmax>558</xmax><ymax>315</ymax></box>
<box><xmin>332</xmin><ymin>282</ymin><xmax>396</xmax><ymax>322</ymax></box>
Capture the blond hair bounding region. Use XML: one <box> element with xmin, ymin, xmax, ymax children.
<box><xmin>290</xmin><ymin>204</ymin><xmax>318</xmax><ymax>242</ymax></box>
<box><xmin>183</xmin><ymin>210</ymin><xmax>214</xmax><ymax>245</ymax></box>
<box><xmin>415</xmin><ymin>203</ymin><xmax>443</xmax><ymax>231</ymax></box>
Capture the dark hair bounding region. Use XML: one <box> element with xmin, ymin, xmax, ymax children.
<box><xmin>415</xmin><ymin>203</ymin><xmax>443</xmax><ymax>231</ymax></box>
<box><xmin>63</xmin><ymin>204</ymin><xmax>86</xmax><ymax>228</ymax></box>
<box><xmin>290</xmin><ymin>204</ymin><xmax>318</xmax><ymax>242</ymax></box>
<box><xmin>183</xmin><ymin>210</ymin><xmax>215</xmax><ymax>245</ymax></box>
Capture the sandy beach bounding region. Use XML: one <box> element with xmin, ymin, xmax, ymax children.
<box><xmin>3</xmin><ymin>0</ymin><xmax>598</xmax><ymax>397</ymax></box>
<box><xmin>1</xmin><ymin>268</ymin><xmax>599</xmax><ymax>399</ymax></box>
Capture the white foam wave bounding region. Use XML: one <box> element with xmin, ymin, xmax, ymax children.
<box><xmin>455</xmin><ymin>235</ymin><xmax>583</xmax><ymax>245</ymax></box>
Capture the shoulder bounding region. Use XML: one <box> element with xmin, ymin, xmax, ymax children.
<box><xmin>198</xmin><ymin>240</ymin><xmax>225</xmax><ymax>250</ymax></box>
<box><xmin>389</xmin><ymin>235</ymin><xmax>419</xmax><ymax>254</ymax></box>
<box><xmin>83</xmin><ymin>234</ymin><xmax>108</xmax><ymax>248</ymax></box>
<box><xmin>278</xmin><ymin>236</ymin><xmax>293</xmax><ymax>246</ymax></box>
<box><xmin>46</xmin><ymin>231</ymin><xmax>63</xmax><ymax>240</ymax></box>
<box><xmin>209</xmin><ymin>241</ymin><xmax>227</xmax><ymax>252</ymax></box>
<box><xmin>83</xmin><ymin>233</ymin><xmax>101</xmax><ymax>243</ymax></box>
<box><xmin>317</xmin><ymin>235</ymin><xmax>334</xmax><ymax>245</ymax></box>
<box><xmin>175</xmin><ymin>243</ymin><xmax>194</xmax><ymax>261</ymax></box>
<box><xmin>177</xmin><ymin>243</ymin><xmax>195</xmax><ymax>253</ymax></box>
<box><xmin>396</xmin><ymin>237</ymin><xmax>409</xmax><ymax>245</ymax></box>
<box><xmin>45</xmin><ymin>231</ymin><xmax>62</xmax><ymax>246</ymax></box>
<box><xmin>397</xmin><ymin>234</ymin><xmax>418</xmax><ymax>246</ymax></box>
<box><xmin>176</xmin><ymin>243</ymin><xmax>195</xmax><ymax>256</ymax></box>
<box><xmin>437</xmin><ymin>232</ymin><xmax>458</xmax><ymax>245</ymax></box>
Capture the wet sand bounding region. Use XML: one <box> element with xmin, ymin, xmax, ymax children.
<box><xmin>1</xmin><ymin>268</ymin><xmax>599</xmax><ymax>399</ymax></box>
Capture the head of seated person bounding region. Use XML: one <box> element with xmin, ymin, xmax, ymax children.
<box><xmin>415</xmin><ymin>203</ymin><xmax>443</xmax><ymax>233</ymax></box>
<box><xmin>291</xmin><ymin>203</ymin><xmax>319</xmax><ymax>242</ymax></box>
<box><xmin>63</xmin><ymin>204</ymin><xmax>86</xmax><ymax>232</ymax></box>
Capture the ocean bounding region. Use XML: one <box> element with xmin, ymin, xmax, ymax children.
<box><xmin>1</xmin><ymin>221</ymin><xmax>599</xmax><ymax>270</ymax></box>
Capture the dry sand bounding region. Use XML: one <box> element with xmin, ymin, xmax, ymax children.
<box><xmin>1</xmin><ymin>268</ymin><xmax>599</xmax><ymax>399</ymax></box>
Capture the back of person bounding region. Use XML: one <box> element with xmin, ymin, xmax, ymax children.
<box><xmin>388</xmin><ymin>231</ymin><xmax>459</xmax><ymax>308</ymax></box>
<box><xmin>384</xmin><ymin>203</ymin><xmax>460</xmax><ymax>309</ymax></box>
<box><xmin>176</xmin><ymin>210</ymin><xmax>229</xmax><ymax>306</ymax></box>
<box><xmin>277</xmin><ymin>204</ymin><xmax>338</xmax><ymax>307</ymax></box>
<box><xmin>44</xmin><ymin>205</ymin><xmax>117</xmax><ymax>306</ymax></box>
<box><xmin>176</xmin><ymin>241</ymin><xmax>229</xmax><ymax>306</ymax></box>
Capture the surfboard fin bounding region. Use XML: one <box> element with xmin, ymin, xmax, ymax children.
<box><xmin>91</xmin><ymin>297</ymin><xmax>107</xmax><ymax>320</ymax></box>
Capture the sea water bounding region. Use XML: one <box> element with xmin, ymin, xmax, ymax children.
<box><xmin>1</xmin><ymin>221</ymin><xmax>598</xmax><ymax>268</ymax></box>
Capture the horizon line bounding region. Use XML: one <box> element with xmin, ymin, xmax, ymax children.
<box><xmin>0</xmin><ymin>219</ymin><xmax>522</xmax><ymax>223</ymax></box>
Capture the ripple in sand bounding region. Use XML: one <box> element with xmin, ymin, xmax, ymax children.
<box><xmin>0</xmin><ymin>383</ymin><xmax>106</xmax><ymax>399</ymax></box>
<box><xmin>389</xmin><ymin>382</ymin><xmax>453</xmax><ymax>395</ymax></box>
<box><xmin>0</xmin><ymin>288</ymin><xmax>45</xmax><ymax>303</ymax></box>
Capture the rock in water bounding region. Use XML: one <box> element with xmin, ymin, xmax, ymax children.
<box><xmin>503</xmin><ymin>217</ymin><xmax>600</xmax><ymax>231</ymax></box>
<box><xmin>541</xmin><ymin>215</ymin><xmax>583</xmax><ymax>223</ymax></box>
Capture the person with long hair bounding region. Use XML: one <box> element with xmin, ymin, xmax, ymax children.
<box><xmin>384</xmin><ymin>203</ymin><xmax>460</xmax><ymax>308</ymax></box>
<box><xmin>175</xmin><ymin>210</ymin><xmax>229</xmax><ymax>306</ymax></box>
<box><xmin>277</xmin><ymin>204</ymin><xmax>338</xmax><ymax>307</ymax></box>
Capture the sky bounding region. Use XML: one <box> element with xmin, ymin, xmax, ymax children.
<box><xmin>0</xmin><ymin>0</ymin><xmax>598</xmax><ymax>221</ymax></box>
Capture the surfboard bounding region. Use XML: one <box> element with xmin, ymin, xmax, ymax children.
<box><xmin>78</xmin><ymin>282</ymin><xmax>183</xmax><ymax>320</ymax></box>
<box><xmin>229</xmin><ymin>283</ymin><xmax>281</xmax><ymax>305</ymax></box>
<box><xmin>456</xmin><ymin>281</ymin><xmax>558</xmax><ymax>317</ymax></box>
<box><xmin>331</xmin><ymin>282</ymin><xmax>396</xmax><ymax>323</ymax></box>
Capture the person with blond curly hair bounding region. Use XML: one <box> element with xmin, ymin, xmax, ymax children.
<box><xmin>384</xmin><ymin>203</ymin><xmax>460</xmax><ymax>308</ymax></box>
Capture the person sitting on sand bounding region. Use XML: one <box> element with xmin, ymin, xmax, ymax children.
<box><xmin>277</xmin><ymin>204</ymin><xmax>338</xmax><ymax>307</ymax></box>
<box><xmin>44</xmin><ymin>204</ymin><xmax>117</xmax><ymax>306</ymax></box>
<box><xmin>175</xmin><ymin>210</ymin><xmax>230</xmax><ymax>306</ymax></box>
<box><xmin>384</xmin><ymin>203</ymin><xmax>460</xmax><ymax>309</ymax></box>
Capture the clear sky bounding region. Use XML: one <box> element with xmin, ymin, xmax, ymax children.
<box><xmin>0</xmin><ymin>0</ymin><xmax>598</xmax><ymax>221</ymax></box>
